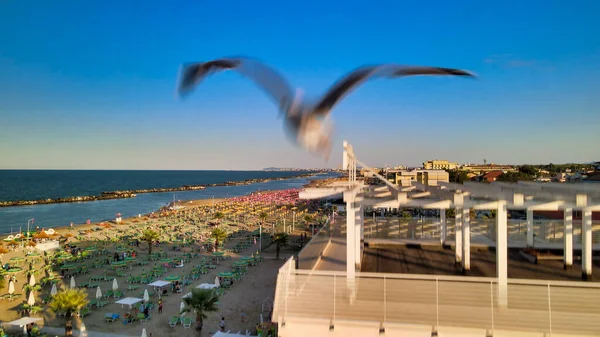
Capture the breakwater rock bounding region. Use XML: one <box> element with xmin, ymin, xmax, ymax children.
<box><xmin>0</xmin><ymin>172</ymin><xmax>323</xmax><ymax>208</ymax></box>
<box><xmin>0</xmin><ymin>192</ymin><xmax>137</xmax><ymax>207</ymax></box>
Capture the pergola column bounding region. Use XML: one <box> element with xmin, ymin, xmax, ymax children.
<box><xmin>582</xmin><ymin>208</ymin><xmax>593</xmax><ymax>280</ymax></box>
<box><xmin>497</xmin><ymin>200</ymin><xmax>508</xmax><ymax>307</ymax></box>
<box><xmin>355</xmin><ymin>204</ymin><xmax>362</xmax><ymax>268</ymax></box>
<box><xmin>440</xmin><ymin>208</ymin><xmax>447</xmax><ymax>245</ymax></box>
<box><xmin>345</xmin><ymin>192</ymin><xmax>357</xmax><ymax>280</ymax></box>
<box><xmin>462</xmin><ymin>207</ymin><xmax>471</xmax><ymax>271</ymax></box>
<box><xmin>526</xmin><ymin>209</ymin><xmax>534</xmax><ymax>247</ymax></box>
<box><xmin>563</xmin><ymin>208</ymin><xmax>573</xmax><ymax>270</ymax></box>
<box><xmin>454</xmin><ymin>193</ymin><xmax>464</xmax><ymax>264</ymax></box>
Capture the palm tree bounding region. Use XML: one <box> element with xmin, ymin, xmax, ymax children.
<box><xmin>213</xmin><ymin>212</ymin><xmax>224</xmax><ymax>224</ymax></box>
<box><xmin>211</xmin><ymin>227</ymin><xmax>228</xmax><ymax>252</ymax></box>
<box><xmin>48</xmin><ymin>288</ymin><xmax>89</xmax><ymax>337</ymax></box>
<box><xmin>0</xmin><ymin>245</ymin><xmax>7</xmax><ymax>265</ymax></box>
<box><xmin>272</xmin><ymin>232</ymin><xmax>289</xmax><ymax>260</ymax></box>
<box><xmin>181</xmin><ymin>288</ymin><xmax>219</xmax><ymax>331</ymax></box>
<box><xmin>259</xmin><ymin>212</ymin><xmax>268</xmax><ymax>226</ymax></box>
<box><xmin>141</xmin><ymin>229</ymin><xmax>159</xmax><ymax>255</ymax></box>
<box><xmin>22</xmin><ymin>283</ymin><xmax>42</xmax><ymax>294</ymax></box>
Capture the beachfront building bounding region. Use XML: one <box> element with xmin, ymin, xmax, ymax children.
<box><xmin>387</xmin><ymin>169</ymin><xmax>449</xmax><ymax>187</ymax></box>
<box><xmin>462</xmin><ymin>164</ymin><xmax>517</xmax><ymax>174</ymax></box>
<box><xmin>273</xmin><ymin>141</ymin><xmax>600</xmax><ymax>337</ymax></box>
<box><xmin>423</xmin><ymin>159</ymin><xmax>458</xmax><ymax>170</ymax></box>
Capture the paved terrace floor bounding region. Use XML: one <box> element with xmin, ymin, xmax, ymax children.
<box><xmin>361</xmin><ymin>244</ymin><xmax>600</xmax><ymax>282</ymax></box>
<box><xmin>312</xmin><ymin>217</ymin><xmax>600</xmax><ymax>281</ymax></box>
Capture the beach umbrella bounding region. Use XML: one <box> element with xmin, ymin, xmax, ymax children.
<box><xmin>96</xmin><ymin>286</ymin><xmax>102</xmax><ymax>300</ymax></box>
<box><xmin>179</xmin><ymin>301</ymin><xmax>185</xmax><ymax>315</ymax></box>
<box><xmin>143</xmin><ymin>289</ymin><xmax>149</xmax><ymax>302</ymax></box>
<box><xmin>27</xmin><ymin>291</ymin><xmax>35</xmax><ymax>306</ymax></box>
<box><xmin>29</xmin><ymin>274</ymin><xmax>36</xmax><ymax>286</ymax></box>
<box><xmin>50</xmin><ymin>283</ymin><xmax>57</xmax><ymax>296</ymax></box>
<box><xmin>70</xmin><ymin>276</ymin><xmax>76</xmax><ymax>289</ymax></box>
<box><xmin>9</xmin><ymin>280</ymin><xmax>15</xmax><ymax>295</ymax></box>
<box><xmin>214</xmin><ymin>276</ymin><xmax>220</xmax><ymax>288</ymax></box>
<box><xmin>80</xmin><ymin>321</ymin><xmax>88</xmax><ymax>337</ymax></box>
<box><xmin>141</xmin><ymin>329</ymin><xmax>147</xmax><ymax>337</ymax></box>
<box><xmin>112</xmin><ymin>278</ymin><xmax>119</xmax><ymax>291</ymax></box>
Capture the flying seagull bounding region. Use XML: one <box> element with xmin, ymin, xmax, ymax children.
<box><xmin>177</xmin><ymin>57</ymin><xmax>475</xmax><ymax>160</ymax></box>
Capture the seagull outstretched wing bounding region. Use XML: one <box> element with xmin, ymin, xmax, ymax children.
<box><xmin>313</xmin><ymin>64</ymin><xmax>475</xmax><ymax>115</ymax></box>
<box><xmin>177</xmin><ymin>57</ymin><xmax>295</xmax><ymax>114</ymax></box>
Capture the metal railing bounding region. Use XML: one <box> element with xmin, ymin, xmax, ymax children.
<box><xmin>273</xmin><ymin>269</ymin><xmax>600</xmax><ymax>336</ymax></box>
<box><xmin>297</xmin><ymin>219</ymin><xmax>332</xmax><ymax>270</ymax></box>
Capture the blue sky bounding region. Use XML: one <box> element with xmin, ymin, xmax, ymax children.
<box><xmin>1</xmin><ymin>0</ymin><xmax>599</xmax><ymax>170</ymax></box>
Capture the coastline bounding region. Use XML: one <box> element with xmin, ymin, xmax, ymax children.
<box><xmin>6</xmin><ymin>197</ymin><xmax>228</xmax><ymax>240</ymax></box>
<box><xmin>0</xmin><ymin>171</ymin><xmax>323</xmax><ymax>207</ymax></box>
<box><xmin>2</xmin><ymin>188</ymin><xmax>298</xmax><ymax>238</ymax></box>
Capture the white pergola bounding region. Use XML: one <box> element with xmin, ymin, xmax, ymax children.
<box><xmin>299</xmin><ymin>141</ymin><xmax>599</xmax><ymax>306</ymax></box>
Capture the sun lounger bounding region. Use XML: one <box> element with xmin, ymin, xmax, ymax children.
<box><xmin>169</xmin><ymin>316</ymin><xmax>179</xmax><ymax>327</ymax></box>
<box><xmin>182</xmin><ymin>317</ymin><xmax>192</xmax><ymax>328</ymax></box>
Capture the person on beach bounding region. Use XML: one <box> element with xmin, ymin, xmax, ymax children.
<box><xmin>220</xmin><ymin>317</ymin><xmax>226</xmax><ymax>331</ymax></box>
<box><xmin>158</xmin><ymin>299</ymin><xmax>163</xmax><ymax>313</ymax></box>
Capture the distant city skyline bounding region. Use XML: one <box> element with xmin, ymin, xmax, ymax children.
<box><xmin>1</xmin><ymin>1</ymin><xmax>599</xmax><ymax>170</ymax></box>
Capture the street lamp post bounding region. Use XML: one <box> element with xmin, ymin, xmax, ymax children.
<box><xmin>259</xmin><ymin>224</ymin><xmax>262</xmax><ymax>253</ymax></box>
<box><xmin>27</xmin><ymin>218</ymin><xmax>34</xmax><ymax>238</ymax></box>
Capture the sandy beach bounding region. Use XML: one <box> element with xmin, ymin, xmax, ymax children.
<box><xmin>0</xmin><ymin>189</ymin><xmax>324</xmax><ymax>337</ymax></box>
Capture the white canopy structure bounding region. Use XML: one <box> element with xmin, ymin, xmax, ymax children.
<box><xmin>212</xmin><ymin>331</ymin><xmax>255</xmax><ymax>337</ymax></box>
<box><xmin>4</xmin><ymin>317</ymin><xmax>42</xmax><ymax>326</ymax></box>
<box><xmin>197</xmin><ymin>283</ymin><xmax>218</xmax><ymax>290</ymax></box>
<box><xmin>115</xmin><ymin>297</ymin><xmax>142</xmax><ymax>308</ymax></box>
<box><xmin>299</xmin><ymin>141</ymin><xmax>600</xmax><ymax>286</ymax></box>
<box><xmin>148</xmin><ymin>280</ymin><xmax>171</xmax><ymax>287</ymax></box>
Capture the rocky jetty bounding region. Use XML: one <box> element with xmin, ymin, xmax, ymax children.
<box><xmin>0</xmin><ymin>191</ymin><xmax>137</xmax><ymax>207</ymax></box>
<box><xmin>0</xmin><ymin>172</ymin><xmax>324</xmax><ymax>208</ymax></box>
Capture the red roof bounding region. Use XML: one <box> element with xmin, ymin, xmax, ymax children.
<box><xmin>483</xmin><ymin>170</ymin><xmax>504</xmax><ymax>182</ymax></box>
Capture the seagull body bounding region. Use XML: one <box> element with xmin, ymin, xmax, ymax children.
<box><xmin>177</xmin><ymin>57</ymin><xmax>475</xmax><ymax>160</ymax></box>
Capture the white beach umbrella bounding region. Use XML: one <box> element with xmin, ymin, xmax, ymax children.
<box><xmin>50</xmin><ymin>283</ymin><xmax>58</xmax><ymax>296</ymax></box>
<box><xmin>70</xmin><ymin>276</ymin><xmax>76</xmax><ymax>289</ymax></box>
<box><xmin>141</xmin><ymin>329</ymin><xmax>147</xmax><ymax>337</ymax></box>
<box><xmin>8</xmin><ymin>280</ymin><xmax>14</xmax><ymax>295</ymax></box>
<box><xmin>80</xmin><ymin>321</ymin><xmax>88</xmax><ymax>337</ymax></box>
<box><xmin>143</xmin><ymin>289</ymin><xmax>149</xmax><ymax>302</ymax></box>
<box><xmin>96</xmin><ymin>286</ymin><xmax>102</xmax><ymax>300</ymax></box>
<box><xmin>27</xmin><ymin>291</ymin><xmax>35</xmax><ymax>306</ymax></box>
<box><xmin>29</xmin><ymin>274</ymin><xmax>36</xmax><ymax>286</ymax></box>
<box><xmin>214</xmin><ymin>276</ymin><xmax>220</xmax><ymax>288</ymax></box>
<box><xmin>179</xmin><ymin>301</ymin><xmax>185</xmax><ymax>315</ymax></box>
<box><xmin>112</xmin><ymin>278</ymin><xmax>118</xmax><ymax>291</ymax></box>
